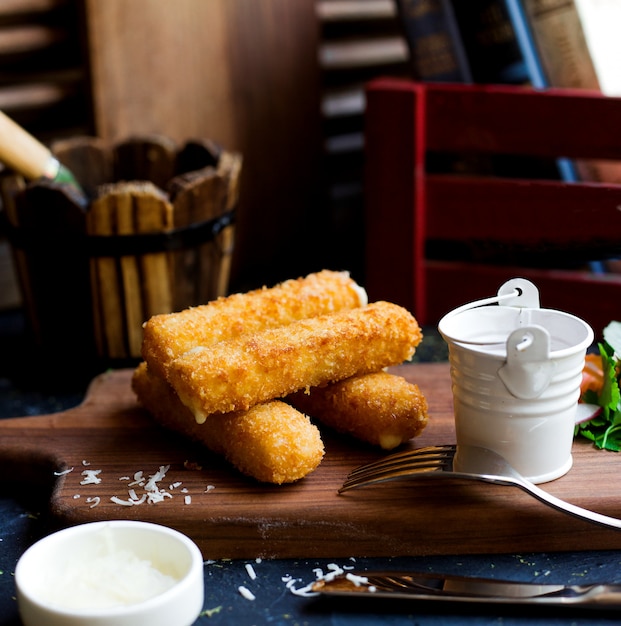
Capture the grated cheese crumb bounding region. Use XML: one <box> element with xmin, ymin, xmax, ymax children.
<box><xmin>145</xmin><ymin>490</ymin><xmax>172</xmax><ymax>505</ymax></box>
<box><xmin>282</xmin><ymin>575</ymin><xmax>310</xmax><ymax>595</ymax></box>
<box><xmin>93</xmin><ymin>463</ymin><xmax>216</xmax><ymax>509</ymax></box>
<box><xmin>110</xmin><ymin>496</ymin><xmax>135</xmax><ymax>507</ymax></box>
<box><xmin>128</xmin><ymin>490</ymin><xmax>147</xmax><ymax>505</ymax></box>
<box><xmin>345</xmin><ymin>573</ymin><xmax>369</xmax><ymax>587</ymax></box>
<box><xmin>285</xmin><ymin>561</ymin><xmax>371</xmax><ymax>598</ymax></box>
<box><xmin>287</xmin><ymin>580</ymin><xmax>316</xmax><ymax>597</ymax></box>
<box><xmin>54</xmin><ymin>467</ymin><xmax>74</xmax><ymax>476</ymax></box>
<box><xmin>144</xmin><ymin>465</ymin><xmax>170</xmax><ymax>492</ymax></box>
<box><xmin>128</xmin><ymin>471</ymin><xmax>145</xmax><ymax>487</ymax></box>
<box><xmin>245</xmin><ymin>563</ymin><xmax>257</xmax><ymax>580</ymax></box>
<box><xmin>113</xmin><ymin>465</ymin><xmax>174</xmax><ymax>505</ymax></box>
<box><xmin>238</xmin><ymin>586</ymin><xmax>255</xmax><ymax>601</ymax></box>
<box><xmin>80</xmin><ymin>469</ymin><xmax>102</xmax><ymax>485</ymax></box>
<box><xmin>73</xmin><ymin>494</ymin><xmax>80</xmax><ymax>499</ymax></box>
<box><xmin>85</xmin><ymin>497</ymin><xmax>100</xmax><ymax>508</ymax></box>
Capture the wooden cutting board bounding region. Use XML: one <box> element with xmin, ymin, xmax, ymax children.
<box><xmin>1</xmin><ymin>362</ymin><xmax>621</xmax><ymax>559</ymax></box>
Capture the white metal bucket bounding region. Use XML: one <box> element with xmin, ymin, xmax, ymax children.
<box><xmin>438</xmin><ymin>278</ymin><xmax>594</xmax><ymax>484</ymax></box>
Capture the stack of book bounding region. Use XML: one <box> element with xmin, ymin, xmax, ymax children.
<box><xmin>396</xmin><ymin>0</ymin><xmax>600</xmax><ymax>93</ymax></box>
<box><xmin>395</xmin><ymin>0</ymin><xmax>620</xmax><ymax>174</ymax></box>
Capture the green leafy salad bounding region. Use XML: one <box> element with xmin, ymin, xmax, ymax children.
<box><xmin>575</xmin><ymin>321</ymin><xmax>621</xmax><ymax>451</ymax></box>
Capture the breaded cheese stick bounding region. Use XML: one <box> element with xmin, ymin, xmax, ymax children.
<box><xmin>168</xmin><ymin>301</ymin><xmax>422</xmax><ymax>422</ymax></box>
<box><xmin>287</xmin><ymin>371</ymin><xmax>428</xmax><ymax>450</ymax></box>
<box><xmin>142</xmin><ymin>270</ymin><xmax>367</xmax><ymax>380</ymax></box>
<box><xmin>132</xmin><ymin>362</ymin><xmax>324</xmax><ymax>484</ymax></box>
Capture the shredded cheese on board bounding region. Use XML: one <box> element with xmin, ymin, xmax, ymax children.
<box><xmin>59</xmin><ymin>460</ymin><xmax>217</xmax><ymax>509</ymax></box>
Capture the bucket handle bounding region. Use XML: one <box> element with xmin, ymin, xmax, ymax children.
<box><xmin>497</xmin><ymin>278</ymin><xmax>540</xmax><ymax>309</ymax></box>
<box><xmin>438</xmin><ymin>278</ymin><xmax>540</xmax><ymax>346</ymax></box>
<box><xmin>498</xmin><ymin>325</ymin><xmax>556</xmax><ymax>399</ymax></box>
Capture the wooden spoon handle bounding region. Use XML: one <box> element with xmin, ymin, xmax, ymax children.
<box><xmin>0</xmin><ymin>110</ymin><xmax>57</xmax><ymax>180</ymax></box>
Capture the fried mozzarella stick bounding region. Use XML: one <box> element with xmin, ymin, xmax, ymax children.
<box><xmin>287</xmin><ymin>372</ymin><xmax>428</xmax><ymax>450</ymax></box>
<box><xmin>142</xmin><ymin>270</ymin><xmax>367</xmax><ymax>380</ymax></box>
<box><xmin>132</xmin><ymin>362</ymin><xmax>324</xmax><ymax>484</ymax></box>
<box><xmin>168</xmin><ymin>301</ymin><xmax>422</xmax><ymax>423</ymax></box>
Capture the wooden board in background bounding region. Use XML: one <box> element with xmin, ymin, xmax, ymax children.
<box><xmin>1</xmin><ymin>363</ymin><xmax>620</xmax><ymax>559</ymax></box>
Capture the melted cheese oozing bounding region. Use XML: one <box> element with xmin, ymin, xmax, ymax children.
<box><xmin>352</xmin><ymin>284</ymin><xmax>368</xmax><ymax>306</ymax></box>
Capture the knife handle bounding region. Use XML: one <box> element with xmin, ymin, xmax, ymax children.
<box><xmin>0</xmin><ymin>109</ymin><xmax>58</xmax><ymax>180</ymax></box>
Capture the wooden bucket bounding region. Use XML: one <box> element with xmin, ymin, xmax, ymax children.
<box><xmin>1</xmin><ymin>135</ymin><xmax>241</xmax><ymax>371</ymax></box>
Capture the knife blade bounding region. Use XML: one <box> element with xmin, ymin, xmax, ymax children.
<box><xmin>312</xmin><ymin>571</ymin><xmax>621</xmax><ymax>608</ymax></box>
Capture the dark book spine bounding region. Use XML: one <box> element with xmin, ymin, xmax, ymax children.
<box><xmin>450</xmin><ymin>0</ymin><xmax>529</xmax><ymax>84</ymax></box>
<box><xmin>395</xmin><ymin>0</ymin><xmax>472</xmax><ymax>82</ymax></box>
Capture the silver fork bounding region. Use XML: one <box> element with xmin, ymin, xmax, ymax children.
<box><xmin>340</xmin><ymin>444</ymin><xmax>621</xmax><ymax>531</ymax></box>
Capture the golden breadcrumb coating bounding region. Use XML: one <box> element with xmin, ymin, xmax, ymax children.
<box><xmin>132</xmin><ymin>362</ymin><xmax>324</xmax><ymax>484</ymax></box>
<box><xmin>142</xmin><ymin>270</ymin><xmax>366</xmax><ymax>380</ymax></box>
<box><xmin>287</xmin><ymin>371</ymin><xmax>428</xmax><ymax>450</ymax></box>
<box><xmin>168</xmin><ymin>301</ymin><xmax>422</xmax><ymax>422</ymax></box>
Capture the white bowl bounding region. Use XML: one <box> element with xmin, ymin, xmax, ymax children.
<box><xmin>15</xmin><ymin>520</ymin><xmax>204</xmax><ymax>626</ymax></box>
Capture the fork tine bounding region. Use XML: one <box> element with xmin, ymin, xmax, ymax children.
<box><xmin>340</xmin><ymin>462</ymin><xmax>442</xmax><ymax>492</ymax></box>
<box><xmin>340</xmin><ymin>445</ymin><xmax>456</xmax><ymax>493</ymax></box>
<box><xmin>346</xmin><ymin>445</ymin><xmax>454</xmax><ymax>476</ymax></box>
<box><xmin>344</xmin><ymin>454</ymin><xmax>444</xmax><ymax>482</ymax></box>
